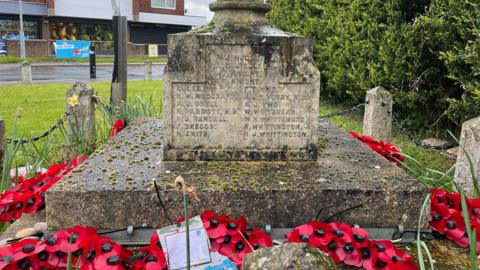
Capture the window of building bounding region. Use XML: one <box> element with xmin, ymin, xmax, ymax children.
<box><xmin>151</xmin><ymin>0</ymin><xmax>176</xmax><ymax>9</ymax></box>
<box><xmin>0</xmin><ymin>19</ymin><xmax>40</xmax><ymax>40</ymax></box>
<box><xmin>50</xmin><ymin>21</ymin><xmax>113</xmax><ymax>44</ymax></box>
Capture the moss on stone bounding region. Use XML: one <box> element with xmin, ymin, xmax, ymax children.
<box><xmin>317</xmin><ymin>138</ymin><xmax>329</xmax><ymax>150</ymax></box>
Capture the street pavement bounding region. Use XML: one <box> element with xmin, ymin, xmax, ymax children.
<box><xmin>0</xmin><ymin>62</ymin><xmax>166</xmax><ymax>83</ymax></box>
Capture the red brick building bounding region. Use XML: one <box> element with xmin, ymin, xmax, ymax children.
<box><xmin>0</xmin><ymin>0</ymin><xmax>208</xmax><ymax>57</ymax></box>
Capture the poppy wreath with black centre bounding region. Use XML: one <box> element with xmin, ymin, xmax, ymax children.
<box><xmin>0</xmin><ymin>225</ymin><xmax>132</xmax><ymax>270</ymax></box>
<box><xmin>286</xmin><ymin>221</ymin><xmax>418</xmax><ymax>270</ymax></box>
<box><xmin>0</xmin><ymin>156</ymin><xmax>86</xmax><ymax>223</ymax></box>
<box><xmin>196</xmin><ymin>210</ymin><xmax>273</xmax><ymax>267</ymax></box>
<box><xmin>348</xmin><ymin>131</ymin><xmax>404</xmax><ymax>163</ymax></box>
<box><xmin>130</xmin><ymin>232</ymin><xmax>168</xmax><ymax>270</ymax></box>
<box><xmin>430</xmin><ymin>189</ymin><xmax>480</xmax><ymax>250</ymax></box>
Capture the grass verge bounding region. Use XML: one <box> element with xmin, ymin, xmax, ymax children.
<box><xmin>0</xmin><ymin>81</ymin><xmax>163</xmax><ymax>137</ymax></box>
<box><xmin>319</xmin><ymin>100</ymin><xmax>455</xmax><ymax>173</ymax></box>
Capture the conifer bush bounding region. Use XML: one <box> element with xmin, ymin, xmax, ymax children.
<box><xmin>268</xmin><ymin>0</ymin><xmax>479</xmax><ymax>131</ymax></box>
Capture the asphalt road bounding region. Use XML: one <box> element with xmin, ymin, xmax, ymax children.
<box><xmin>0</xmin><ymin>63</ymin><xmax>166</xmax><ymax>83</ymax></box>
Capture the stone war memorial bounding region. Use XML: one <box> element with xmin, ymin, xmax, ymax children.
<box><xmin>46</xmin><ymin>0</ymin><xmax>427</xmax><ymax>232</ymax></box>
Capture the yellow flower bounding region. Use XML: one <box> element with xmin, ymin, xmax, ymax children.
<box><xmin>68</xmin><ymin>94</ymin><xmax>79</xmax><ymax>107</ymax></box>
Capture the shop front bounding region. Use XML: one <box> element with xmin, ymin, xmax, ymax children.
<box><xmin>0</xmin><ymin>16</ymin><xmax>42</xmax><ymax>40</ymax></box>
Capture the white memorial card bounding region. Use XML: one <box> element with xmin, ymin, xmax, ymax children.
<box><xmin>165</xmin><ymin>228</ymin><xmax>211</xmax><ymax>270</ymax></box>
<box><xmin>157</xmin><ymin>216</ymin><xmax>237</xmax><ymax>270</ymax></box>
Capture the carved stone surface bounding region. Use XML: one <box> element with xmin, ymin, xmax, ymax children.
<box><xmin>454</xmin><ymin>116</ymin><xmax>480</xmax><ymax>196</ymax></box>
<box><xmin>162</xmin><ymin>1</ymin><xmax>320</xmax><ymax>161</ymax></box>
<box><xmin>46</xmin><ymin>118</ymin><xmax>428</xmax><ymax>230</ymax></box>
<box><xmin>362</xmin><ymin>86</ymin><xmax>393</xmax><ymax>141</ymax></box>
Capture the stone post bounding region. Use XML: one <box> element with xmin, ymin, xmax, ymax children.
<box><xmin>111</xmin><ymin>15</ymin><xmax>128</xmax><ymax>111</ymax></box>
<box><xmin>111</xmin><ymin>83</ymin><xmax>123</xmax><ymax>114</ymax></box>
<box><xmin>144</xmin><ymin>60</ymin><xmax>152</xmax><ymax>81</ymax></box>
<box><xmin>454</xmin><ymin>116</ymin><xmax>480</xmax><ymax>196</ymax></box>
<box><xmin>21</xmin><ymin>61</ymin><xmax>32</xmax><ymax>84</ymax></box>
<box><xmin>362</xmin><ymin>86</ymin><xmax>393</xmax><ymax>141</ymax></box>
<box><xmin>0</xmin><ymin>119</ymin><xmax>5</xmax><ymax>176</ymax></box>
<box><xmin>66</xmin><ymin>82</ymin><xmax>96</xmax><ymax>142</ymax></box>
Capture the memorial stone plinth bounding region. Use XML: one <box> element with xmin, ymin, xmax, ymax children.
<box><xmin>162</xmin><ymin>0</ymin><xmax>320</xmax><ymax>161</ymax></box>
<box><xmin>47</xmin><ymin>118</ymin><xmax>428</xmax><ymax>230</ymax></box>
<box><xmin>46</xmin><ymin>0</ymin><xmax>428</xmax><ymax>231</ymax></box>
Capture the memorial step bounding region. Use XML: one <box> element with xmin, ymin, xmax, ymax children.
<box><xmin>46</xmin><ymin>118</ymin><xmax>428</xmax><ymax>230</ymax></box>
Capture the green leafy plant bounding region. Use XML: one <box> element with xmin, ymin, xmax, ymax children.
<box><xmin>457</xmin><ymin>184</ymin><xmax>478</xmax><ymax>270</ymax></box>
<box><xmin>416</xmin><ymin>195</ymin><xmax>435</xmax><ymax>270</ymax></box>
<box><xmin>0</xmin><ymin>114</ymin><xmax>56</xmax><ymax>233</ymax></box>
<box><xmin>1</xmin><ymin>121</ymin><xmax>22</xmax><ymax>191</ymax></box>
<box><xmin>97</xmin><ymin>95</ymin><xmax>158</xmax><ymax>126</ymax></box>
<box><xmin>399</xmin><ymin>153</ymin><xmax>455</xmax><ymax>191</ymax></box>
<box><xmin>57</xmin><ymin>119</ymin><xmax>97</xmax><ymax>162</ymax></box>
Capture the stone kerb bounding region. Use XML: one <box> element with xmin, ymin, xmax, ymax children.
<box><xmin>362</xmin><ymin>86</ymin><xmax>393</xmax><ymax>141</ymax></box>
<box><xmin>454</xmin><ymin>116</ymin><xmax>480</xmax><ymax>196</ymax></box>
<box><xmin>21</xmin><ymin>61</ymin><xmax>32</xmax><ymax>84</ymax></box>
<box><xmin>144</xmin><ymin>60</ymin><xmax>153</xmax><ymax>81</ymax></box>
<box><xmin>66</xmin><ymin>82</ymin><xmax>96</xmax><ymax>142</ymax></box>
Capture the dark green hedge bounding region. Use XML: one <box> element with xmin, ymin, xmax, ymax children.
<box><xmin>268</xmin><ymin>0</ymin><xmax>480</xmax><ymax>131</ymax></box>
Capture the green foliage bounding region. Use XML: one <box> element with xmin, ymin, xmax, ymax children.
<box><xmin>269</xmin><ymin>0</ymin><xmax>480</xmax><ymax>131</ymax></box>
<box><xmin>416</xmin><ymin>195</ymin><xmax>435</xmax><ymax>270</ymax></box>
<box><xmin>97</xmin><ymin>95</ymin><xmax>159</xmax><ymax>127</ymax></box>
<box><xmin>418</xmin><ymin>0</ymin><xmax>480</xmax><ymax>126</ymax></box>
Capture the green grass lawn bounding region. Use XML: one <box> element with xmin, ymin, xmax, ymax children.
<box><xmin>0</xmin><ymin>56</ymin><xmax>167</xmax><ymax>64</ymax></box>
<box><xmin>0</xmin><ymin>81</ymin><xmax>163</xmax><ymax>137</ymax></box>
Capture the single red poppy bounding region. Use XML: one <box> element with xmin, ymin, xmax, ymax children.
<box><xmin>110</xmin><ymin>119</ymin><xmax>125</xmax><ymax>140</ymax></box>
<box><xmin>0</xmin><ymin>245</ymin><xmax>16</xmax><ymax>269</ymax></box>
<box><xmin>445</xmin><ymin>213</ymin><xmax>466</xmax><ymax>242</ymax></box>
<box><xmin>430</xmin><ymin>203</ymin><xmax>454</xmax><ymax>234</ymax></box>
<box><xmin>247</xmin><ymin>228</ymin><xmax>273</xmax><ymax>249</ymax></box>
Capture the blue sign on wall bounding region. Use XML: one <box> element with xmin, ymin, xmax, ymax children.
<box><xmin>54</xmin><ymin>40</ymin><xmax>91</xmax><ymax>59</ymax></box>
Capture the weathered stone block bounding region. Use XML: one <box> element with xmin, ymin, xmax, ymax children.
<box><xmin>242</xmin><ymin>243</ymin><xmax>337</xmax><ymax>270</ymax></box>
<box><xmin>421</xmin><ymin>138</ymin><xmax>450</xmax><ymax>149</ymax></box>
<box><xmin>144</xmin><ymin>60</ymin><xmax>152</xmax><ymax>81</ymax></box>
<box><xmin>21</xmin><ymin>61</ymin><xmax>32</xmax><ymax>84</ymax></box>
<box><xmin>363</xmin><ymin>86</ymin><xmax>393</xmax><ymax>141</ymax></box>
<box><xmin>46</xmin><ymin>118</ymin><xmax>428</xmax><ymax>230</ymax></box>
<box><xmin>454</xmin><ymin>116</ymin><xmax>480</xmax><ymax>196</ymax></box>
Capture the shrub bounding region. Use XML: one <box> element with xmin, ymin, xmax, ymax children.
<box><xmin>268</xmin><ymin>0</ymin><xmax>480</xmax><ymax>132</ymax></box>
<box><xmin>415</xmin><ymin>0</ymin><xmax>480</xmax><ymax>126</ymax></box>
